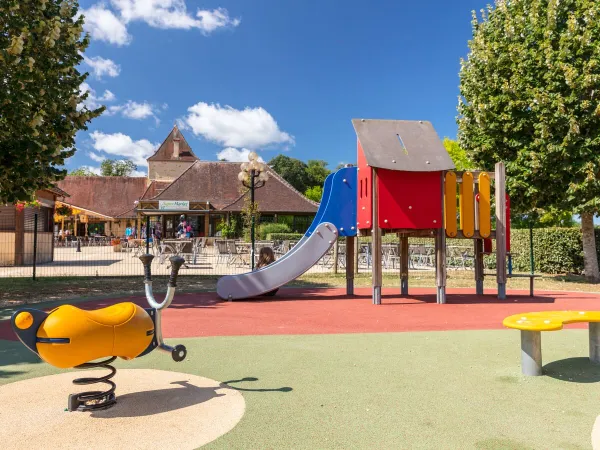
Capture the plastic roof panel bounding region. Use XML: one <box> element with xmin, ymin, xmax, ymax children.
<box><xmin>352</xmin><ymin>119</ymin><xmax>455</xmax><ymax>172</ymax></box>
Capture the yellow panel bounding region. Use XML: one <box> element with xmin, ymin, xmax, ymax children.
<box><xmin>36</xmin><ymin>303</ymin><xmax>154</xmax><ymax>368</ymax></box>
<box><xmin>478</xmin><ymin>173</ymin><xmax>491</xmax><ymax>238</ymax></box>
<box><xmin>459</xmin><ymin>172</ymin><xmax>474</xmax><ymax>238</ymax></box>
<box><xmin>444</xmin><ymin>172</ymin><xmax>457</xmax><ymax>237</ymax></box>
<box><xmin>503</xmin><ymin>311</ymin><xmax>600</xmax><ymax>331</ymax></box>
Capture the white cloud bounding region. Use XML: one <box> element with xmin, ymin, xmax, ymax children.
<box><xmin>79</xmin><ymin>82</ymin><xmax>116</xmax><ymax>110</ymax></box>
<box><xmin>79</xmin><ymin>165</ymin><xmax>103</xmax><ymax>175</ymax></box>
<box><xmin>80</xmin><ymin>5</ymin><xmax>131</xmax><ymax>46</ymax></box>
<box><xmin>216</xmin><ymin>147</ymin><xmax>266</xmax><ymax>162</ymax></box>
<box><xmin>184</xmin><ymin>102</ymin><xmax>294</xmax><ymax>149</ymax></box>
<box><xmin>107</xmin><ymin>101</ymin><xmax>160</xmax><ymax>124</ymax></box>
<box><xmin>131</xmin><ymin>169</ymin><xmax>147</xmax><ymax>177</ymax></box>
<box><xmin>89</xmin><ymin>131</ymin><xmax>158</xmax><ymax>167</ymax></box>
<box><xmin>89</xmin><ymin>152</ymin><xmax>106</xmax><ymax>162</ymax></box>
<box><xmin>195</xmin><ymin>7</ymin><xmax>241</xmax><ymax>33</ymax></box>
<box><xmin>111</xmin><ymin>0</ymin><xmax>240</xmax><ymax>33</ymax></box>
<box><xmin>83</xmin><ymin>55</ymin><xmax>121</xmax><ymax>79</ymax></box>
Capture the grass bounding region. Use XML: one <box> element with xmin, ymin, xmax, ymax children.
<box><xmin>1</xmin><ymin>330</ymin><xmax>598</xmax><ymax>449</ymax></box>
<box><xmin>0</xmin><ymin>270</ymin><xmax>598</xmax><ymax>309</ymax></box>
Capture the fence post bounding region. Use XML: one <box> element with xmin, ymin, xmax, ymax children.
<box><xmin>333</xmin><ymin>239</ymin><xmax>339</xmax><ymax>274</ymax></box>
<box><xmin>146</xmin><ymin>215</ymin><xmax>150</xmax><ymax>254</ymax></box>
<box><xmin>33</xmin><ymin>213</ymin><xmax>38</xmax><ymax>281</ymax></box>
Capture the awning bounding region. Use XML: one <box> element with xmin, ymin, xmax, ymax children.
<box><xmin>55</xmin><ymin>200</ymin><xmax>115</xmax><ymax>220</ymax></box>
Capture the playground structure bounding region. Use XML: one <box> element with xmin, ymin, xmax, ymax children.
<box><xmin>217</xmin><ymin>118</ymin><xmax>509</xmax><ymax>303</ymax></box>
<box><xmin>11</xmin><ymin>254</ymin><xmax>187</xmax><ymax>412</ymax></box>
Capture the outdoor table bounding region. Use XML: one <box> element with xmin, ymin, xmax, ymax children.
<box><xmin>162</xmin><ymin>239</ymin><xmax>192</xmax><ymax>267</ymax></box>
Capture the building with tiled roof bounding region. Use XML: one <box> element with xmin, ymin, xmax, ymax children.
<box><xmin>56</xmin><ymin>125</ymin><xmax>317</xmax><ymax>238</ymax></box>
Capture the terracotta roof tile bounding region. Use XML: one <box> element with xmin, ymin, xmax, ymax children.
<box><xmin>153</xmin><ymin>161</ymin><xmax>318</xmax><ymax>213</ymax></box>
<box><xmin>56</xmin><ymin>176</ymin><xmax>148</xmax><ymax>218</ymax></box>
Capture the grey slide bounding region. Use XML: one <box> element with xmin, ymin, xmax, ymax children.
<box><xmin>216</xmin><ymin>222</ymin><xmax>338</xmax><ymax>300</ymax></box>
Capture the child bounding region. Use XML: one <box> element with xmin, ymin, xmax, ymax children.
<box><xmin>256</xmin><ymin>247</ymin><xmax>278</xmax><ymax>297</ymax></box>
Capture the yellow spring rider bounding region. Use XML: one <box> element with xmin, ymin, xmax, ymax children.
<box><xmin>11</xmin><ymin>254</ymin><xmax>187</xmax><ymax>412</ymax></box>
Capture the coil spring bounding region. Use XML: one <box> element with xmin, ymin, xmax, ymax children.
<box><xmin>68</xmin><ymin>356</ymin><xmax>117</xmax><ymax>412</ymax></box>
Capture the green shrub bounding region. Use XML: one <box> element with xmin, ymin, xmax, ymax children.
<box><xmin>259</xmin><ymin>223</ymin><xmax>290</xmax><ymax>240</ymax></box>
<box><xmin>267</xmin><ymin>232</ymin><xmax>304</xmax><ymax>241</ymax></box>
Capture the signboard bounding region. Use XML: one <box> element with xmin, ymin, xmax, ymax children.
<box><xmin>158</xmin><ymin>200</ymin><xmax>189</xmax><ymax>211</ymax></box>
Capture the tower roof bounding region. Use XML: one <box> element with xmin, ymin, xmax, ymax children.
<box><xmin>352</xmin><ymin>119</ymin><xmax>455</xmax><ymax>172</ymax></box>
<box><xmin>147</xmin><ymin>125</ymin><xmax>199</xmax><ymax>162</ymax></box>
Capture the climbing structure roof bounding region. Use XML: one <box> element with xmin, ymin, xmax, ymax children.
<box><xmin>352</xmin><ymin>119</ymin><xmax>455</xmax><ymax>172</ymax></box>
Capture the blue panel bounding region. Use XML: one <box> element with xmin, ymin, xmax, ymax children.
<box><xmin>306</xmin><ymin>167</ymin><xmax>357</xmax><ymax>237</ymax></box>
<box><xmin>306</xmin><ymin>172</ymin><xmax>334</xmax><ymax>236</ymax></box>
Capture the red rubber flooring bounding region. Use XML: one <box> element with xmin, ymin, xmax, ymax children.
<box><xmin>1</xmin><ymin>288</ymin><xmax>599</xmax><ymax>341</ymax></box>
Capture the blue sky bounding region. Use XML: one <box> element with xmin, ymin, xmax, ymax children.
<box><xmin>72</xmin><ymin>0</ymin><xmax>488</xmax><ymax>175</ymax></box>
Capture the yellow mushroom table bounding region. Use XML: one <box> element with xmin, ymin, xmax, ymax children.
<box><xmin>503</xmin><ymin>311</ymin><xmax>600</xmax><ymax>376</ymax></box>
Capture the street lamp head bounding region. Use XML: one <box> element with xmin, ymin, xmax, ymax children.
<box><xmin>258</xmin><ymin>171</ymin><xmax>269</xmax><ymax>182</ymax></box>
<box><xmin>240</xmin><ymin>162</ymin><xmax>248</xmax><ymax>172</ymax></box>
<box><xmin>248</xmin><ymin>151</ymin><xmax>258</xmax><ymax>161</ymax></box>
<box><xmin>237</xmin><ymin>171</ymin><xmax>247</xmax><ymax>182</ymax></box>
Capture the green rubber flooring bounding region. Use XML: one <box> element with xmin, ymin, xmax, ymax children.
<box><xmin>1</xmin><ymin>330</ymin><xmax>598</xmax><ymax>449</ymax></box>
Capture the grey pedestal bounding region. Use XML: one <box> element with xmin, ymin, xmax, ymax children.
<box><xmin>590</xmin><ymin>322</ymin><xmax>600</xmax><ymax>364</ymax></box>
<box><xmin>521</xmin><ymin>330</ymin><xmax>542</xmax><ymax>376</ymax></box>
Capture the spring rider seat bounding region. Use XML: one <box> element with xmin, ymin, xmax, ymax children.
<box><xmin>11</xmin><ymin>254</ymin><xmax>187</xmax><ymax>412</ymax></box>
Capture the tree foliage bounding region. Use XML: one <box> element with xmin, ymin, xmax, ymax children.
<box><xmin>0</xmin><ymin>0</ymin><xmax>103</xmax><ymax>203</ymax></box>
<box><xmin>458</xmin><ymin>0</ymin><xmax>600</xmax><ymax>280</ymax></box>
<box><xmin>304</xmin><ymin>185</ymin><xmax>324</xmax><ymax>202</ymax></box>
<box><xmin>458</xmin><ymin>0</ymin><xmax>600</xmax><ymax>214</ymax></box>
<box><xmin>442</xmin><ymin>138</ymin><xmax>474</xmax><ymax>171</ymax></box>
<box><xmin>268</xmin><ymin>155</ymin><xmax>311</xmax><ymax>193</ymax></box>
<box><xmin>69</xmin><ymin>166</ymin><xmax>97</xmax><ymax>176</ymax></box>
<box><xmin>100</xmin><ymin>159</ymin><xmax>137</xmax><ymax>176</ymax></box>
<box><xmin>306</xmin><ymin>160</ymin><xmax>331</xmax><ymax>186</ymax></box>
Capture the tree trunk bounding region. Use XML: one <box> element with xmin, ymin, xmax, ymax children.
<box><xmin>581</xmin><ymin>212</ymin><xmax>600</xmax><ymax>282</ymax></box>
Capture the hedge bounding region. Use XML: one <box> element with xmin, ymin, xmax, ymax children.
<box><xmin>266</xmin><ymin>233</ymin><xmax>304</xmax><ymax>241</ymax></box>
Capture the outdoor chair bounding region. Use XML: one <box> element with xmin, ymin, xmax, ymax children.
<box><xmin>191</xmin><ymin>237</ymin><xmax>206</xmax><ymax>264</ymax></box>
<box><xmin>358</xmin><ymin>242</ymin><xmax>371</xmax><ymax>268</ymax></box>
<box><xmin>215</xmin><ymin>240</ymin><xmax>230</xmax><ymax>265</ymax></box>
<box><xmin>337</xmin><ymin>243</ymin><xmax>346</xmax><ymax>269</ymax></box>
<box><xmin>226</xmin><ymin>240</ymin><xmax>247</xmax><ymax>267</ymax></box>
<box><xmin>382</xmin><ymin>244</ymin><xmax>399</xmax><ymax>269</ymax></box>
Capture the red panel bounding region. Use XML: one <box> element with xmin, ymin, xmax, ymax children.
<box><xmin>357</xmin><ymin>140</ymin><xmax>372</xmax><ymax>230</ymax></box>
<box><xmin>377</xmin><ymin>170</ymin><xmax>442</xmax><ymax>229</ymax></box>
<box><xmin>484</xmin><ymin>238</ymin><xmax>492</xmax><ymax>253</ymax></box>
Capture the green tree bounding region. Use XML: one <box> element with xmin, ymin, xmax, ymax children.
<box><xmin>100</xmin><ymin>159</ymin><xmax>137</xmax><ymax>176</ymax></box>
<box><xmin>335</xmin><ymin>162</ymin><xmax>356</xmax><ymax>170</ymax></box>
<box><xmin>304</xmin><ymin>185</ymin><xmax>324</xmax><ymax>202</ymax></box>
<box><xmin>69</xmin><ymin>167</ymin><xmax>97</xmax><ymax>176</ymax></box>
<box><xmin>511</xmin><ymin>209</ymin><xmax>576</xmax><ymax>229</ymax></box>
<box><xmin>0</xmin><ymin>0</ymin><xmax>103</xmax><ymax>203</ymax></box>
<box><xmin>442</xmin><ymin>138</ymin><xmax>474</xmax><ymax>171</ymax></box>
<box><xmin>458</xmin><ymin>0</ymin><xmax>600</xmax><ymax>280</ymax></box>
<box><xmin>268</xmin><ymin>155</ymin><xmax>310</xmax><ymax>193</ymax></box>
<box><xmin>306</xmin><ymin>160</ymin><xmax>331</xmax><ymax>186</ymax></box>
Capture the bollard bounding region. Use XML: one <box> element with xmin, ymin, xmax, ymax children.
<box><xmin>76</xmin><ymin>238</ymin><xmax>81</xmax><ymax>252</ymax></box>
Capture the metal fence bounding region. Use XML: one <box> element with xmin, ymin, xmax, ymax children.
<box><xmin>0</xmin><ymin>214</ymin><xmax>481</xmax><ymax>279</ymax></box>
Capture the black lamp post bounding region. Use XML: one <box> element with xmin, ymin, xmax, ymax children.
<box><xmin>238</xmin><ymin>151</ymin><xmax>268</xmax><ymax>270</ymax></box>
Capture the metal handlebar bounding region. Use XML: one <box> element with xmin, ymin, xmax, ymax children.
<box><xmin>139</xmin><ymin>255</ymin><xmax>185</xmax><ymax>310</ymax></box>
<box><xmin>138</xmin><ymin>254</ymin><xmax>187</xmax><ymax>360</ymax></box>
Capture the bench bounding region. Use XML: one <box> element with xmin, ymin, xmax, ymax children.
<box><xmin>503</xmin><ymin>311</ymin><xmax>600</xmax><ymax>376</ymax></box>
<box><xmin>484</xmin><ymin>272</ymin><xmax>541</xmax><ymax>296</ymax></box>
